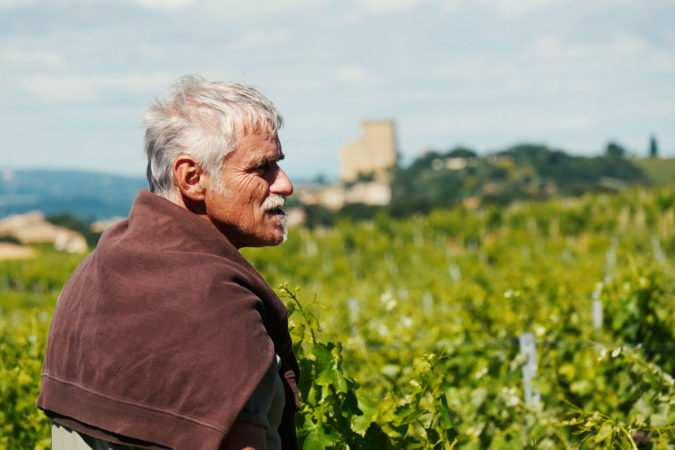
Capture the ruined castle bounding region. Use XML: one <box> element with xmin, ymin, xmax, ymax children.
<box><xmin>340</xmin><ymin>120</ymin><xmax>398</xmax><ymax>182</ymax></box>
<box><xmin>297</xmin><ymin>119</ymin><xmax>399</xmax><ymax>211</ymax></box>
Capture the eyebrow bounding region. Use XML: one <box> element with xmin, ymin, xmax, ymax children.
<box><xmin>252</xmin><ymin>152</ymin><xmax>285</xmax><ymax>168</ymax></box>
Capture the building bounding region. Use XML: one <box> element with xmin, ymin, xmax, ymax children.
<box><xmin>341</xmin><ymin>120</ymin><xmax>398</xmax><ymax>182</ymax></box>
<box><xmin>299</xmin><ymin>181</ymin><xmax>392</xmax><ymax>211</ymax></box>
<box><xmin>295</xmin><ymin>119</ymin><xmax>399</xmax><ymax>214</ymax></box>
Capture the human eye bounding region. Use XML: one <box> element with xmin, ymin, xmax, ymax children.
<box><xmin>250</xmin><ymin>160</ymin><xmax>276</xmax><ymax>175</ymax></box>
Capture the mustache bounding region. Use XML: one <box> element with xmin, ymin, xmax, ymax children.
<box><xmin>262</xmin><ymin>195</ymin><xmax>286</xmax><ymax>211</ymax></box>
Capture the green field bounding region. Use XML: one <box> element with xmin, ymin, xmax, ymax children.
<box><xmin>2</xmin><ymin>186</ymin><xmax>674</xmax><ymax>449</ymax></box>
<box><xmin>634</xmin><ymin>157</ymin><xmax>675</xmax><ymax>186</ymax></box>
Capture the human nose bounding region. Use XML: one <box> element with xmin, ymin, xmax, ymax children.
<box><xmin>271</xmin><ymin>166</ymin><xmax>293</xmax><ymax>196</ymax></box>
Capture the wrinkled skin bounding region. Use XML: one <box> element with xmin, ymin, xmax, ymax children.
<box><xmin>203</xmin><ymin>127</ymin><xmax>293</xmax><ymax>248</ymax></box>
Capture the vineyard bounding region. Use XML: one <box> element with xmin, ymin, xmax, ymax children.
<box><xmin>2</xmin><ymin>185</ymin><xmax>674</xmax><ymax>449</ymax></box>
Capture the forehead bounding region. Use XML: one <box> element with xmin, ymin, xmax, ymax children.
<box><xmin>228</xmin><ymin>126</ymin><xmax>282</xmax><ymax>163</ymax></box>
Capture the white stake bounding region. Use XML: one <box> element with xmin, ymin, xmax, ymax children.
<box><xmin>652</xmin><ymin>234</ymin><xmax>666</xmax><ymax>266</ymax></box>
<box><xmin>592</xmin><ymin>300</ymin><xmax>603</xmax><ymax>330</ymax></box>
<box><xmin>519</xmin><ymin>332</ymin><xmax>541</xmax><ymax>408</ymax></box>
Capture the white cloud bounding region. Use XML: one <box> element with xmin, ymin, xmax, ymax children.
<box><xmin>648</xmin><ymin>48</ymin><xmax>675</xmax><ymax>73</ymax></box>
<box><xmin>20</xmin><ymin>73</ymin><xmax>174</xmax><ymax>104</ymax></box>
<box><xmin>424</xmin><ymin>30</ymin><xmax>666</xmax><ymax>106</ymax></box>
<box><xmin>413</xmin><ymin>109</ymin><xmax>596</xmax><ymax>136</ymax></box>
<box><xmin>225</xmin><ymin>28</ymin><xmax>294</xmax><ymax>51</ymax></box>
<box><xmin>531</xmin><ymin>33</ymin><xmax>647</xmax><ymax>64</ymax></box>
<box><xmin>133</xmin><ymin>0</ymin><xmax>196</xmax><ymax>10</ymax></box>
<box><xmin>616</xmin><ymin>98</ymin><xmax>675</xmax><ymax>117</ymax></box>
<box><xmin>2</xmin><ymin>0</ymin><xmax>674</xmax><ymax>175</ymax></box>
<box><xmin>0</xmin><ymin>0</ymin><xmax>36</xmax><ymax>8</ymax></box>
<box><xmin>359</xmin><ymin>0</ymin><xmax>434</xmax><ymax>14</ymax></box>
<box><xmin>473</xmin><ymin>0</ymin><xmax>564</xmax><ymax>18</ymax></box>
<box><xmin>196</xmin><ymin>0</ymin><xmax>319</xmax><ymax>18</ymax></box>
<box><xmin>0</xmin><ymin>49</ymin><xmax>65</xmax><ymax>69</ymax></box>
<box><xmin>335</xmin><ymin>65</ymin><xmax>377</xmax><ymax>84</ymax></box>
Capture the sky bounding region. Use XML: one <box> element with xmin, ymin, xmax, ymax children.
<box><xmin>2</xmin><ymin>0</ymin><xmax>674</xmax><ymax>181</ymax></box>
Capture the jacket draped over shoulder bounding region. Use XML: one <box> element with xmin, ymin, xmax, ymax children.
<box><xmin>37</xmin><ymin>189</ymin><xmax>300</xmax><ymax>450</ymax></box>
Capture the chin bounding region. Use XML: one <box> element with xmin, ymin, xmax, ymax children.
<box><xmin>268</xmin><ymin>231</ymin><xmax>287</xmax><ymax>246</ymax></box>
<box><xmin>272</xmin><ymin>218</ymin><xmax>288</xmax><ymax>245</ymax></box>
<box><xmin>254</xmin><ymin>229</ymin><xmax>287</xmax><ymax>247</ymax></box>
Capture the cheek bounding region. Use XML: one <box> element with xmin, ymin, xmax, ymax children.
<box><xmin>249</xmin><ymin>181</ymin><xmax>271</xmax><ymax>206</ymax></box>
<box><xmin>235</xmin><ymin>175</ymin><xmax>268</xmax><ymax>201</ymax></box>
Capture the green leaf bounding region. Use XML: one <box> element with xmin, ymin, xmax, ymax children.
<box><xmin>436</xmin><ymin>393</ymin><xmax>458</xmax><ymax>431</ymax></box>
<box><xmin>351</xmin><ymin>392</ymin><xmax>379</xmax><ymax>435</ymax></box>
<box><xmin>301</xmin><ymin>426</ymin><xmax>329</xmax><ymax>450</ymax></box>
<box><xmin>593</xmin><ymin>423</ymin><xmax>613</xmax><ymax>444</ymax></box>
<box><xmin>312</xmin><ymin>343</ymin><xmax>349</xmax><ymax>393</ymax></box>
<box><xmin>362</xmin><ymin>423</ymin><xmax>393</xmax><ymax>449</ymax></box>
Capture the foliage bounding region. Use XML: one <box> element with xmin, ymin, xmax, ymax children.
<box><xmin>2</xmin><ymin>185</ymin><xmax>675</xmax><ymax>449</ymax></box>
<box><xmin>0</xmin><ymin>235</ymin><xmax>21</xmax><ymax>245</ymax></box>
<box><xmin>0</xmin><ymin>302</ymin><xmax>53</xmax><ymax>449</ymax></box>
<box><xmin>634</xmin><ymin>157</ymin><xmax>675</xmax><ymax>186</ymax></box>
<box><xmin>247</xmin><ymin>184</ymin><xmax>675</xmax><ymax>448</ymax></box>
<box><xmin>282</xmin><ymin>285</ymin><xmax>395</xmax><ymax>449</ymax></box>
<box><xmin>46</xmin><ymin>212</ymin><xmax>102</xmax><ymax>247</ymax></box>
<box><xmin>389</xmin><ymin>143</ymin><xmax>650</xmax><ymax>215</ymax></box>
<box><xmin>301</xmin><ymin>144</ymin><xmax>656</xmax><ymax>226</ymax></box>
<box><xmin>606</xmin><ymin>141</ymin><xmax>627</xmax><ymax>158</ymax></box>
<box><xmin>650</xmin><ymin>136</ymin><xmax>659</xmax><ymax>158</ymax></box>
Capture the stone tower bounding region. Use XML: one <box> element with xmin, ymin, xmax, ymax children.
<box><xmin>341</xmin><ymin>120</ymin><xmax>398</xmax><ymax>182</ymax></box>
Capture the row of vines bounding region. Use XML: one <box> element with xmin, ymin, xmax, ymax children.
<box><xmin>2</xmin><ymin>185</ymin><xmax>674</xmax><ymax>448</ymax></box>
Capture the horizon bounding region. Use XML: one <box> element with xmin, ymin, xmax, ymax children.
<box><xmin>4</xmin><ymin>140</ymin><xmax>669</xmax><ymax>183</ymax></box>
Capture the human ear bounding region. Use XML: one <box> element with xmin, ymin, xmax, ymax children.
<box><xmin>174</xmin><ymin>156</ymin><xmax>206</xmax><ymax>202</ymax></box>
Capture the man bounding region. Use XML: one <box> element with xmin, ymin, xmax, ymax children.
<box><xmin>37</xmin><ymin>75</ymin><xmax>301</xmax><ymax>449</ymax></box>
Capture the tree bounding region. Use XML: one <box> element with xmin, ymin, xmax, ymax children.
<box><xmin>447</xmin><ymin>146</ymin><xmax>478</xmax><ymax>158</ymax></box>
<box><xmin>46</xmin><ymin>213</ymin><xmax>101</xmax><ymax>247</ymax></box>
<box><xmin>605</xmin><ymin>141</ymin><xmax>626</xmax><ymax>158</ymax></box>
<box><xmin>649</xmin><ymin>135</ymin><xmax>659</xmax><ymax>158</ymax></box>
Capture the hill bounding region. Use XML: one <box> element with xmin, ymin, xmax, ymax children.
<box><xmin>632</xmin><ymin>157</ymin><xmax>675</xmax><ymax>185</ymax></box>
<box><xmin>2</xmin><ymin>149</ymin><xmax>670</xmax><ymax>224</ymax></box>
<box><xmin>0</xmin><ymin>170</ymin><xmax>147</xmax><ymax>221</ymax></box>
<box><xmin>299</xmin><ymin>145</ymin><xmax>669</xmax><ymax>226</ymax></box>
<box><xmin>388</xmin><ymin>144</ymin><xmax>653</xmax><ymax>215</ymax></box>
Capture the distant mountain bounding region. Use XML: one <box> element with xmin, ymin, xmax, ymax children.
<box><xmin>0</xmin><ymin>170</ymin><xmax>147</xmax><ymax>221</ymax></box>
<box><xmin>0</xmin><ymin>169</ymin><xmax>319</xmax><ymax>222</ymax></box>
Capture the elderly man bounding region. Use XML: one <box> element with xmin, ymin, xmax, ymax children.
<box><xmin>37</xmin><ymin>75</ymin><xmax>300</xmax><ymax>450</ymax></box>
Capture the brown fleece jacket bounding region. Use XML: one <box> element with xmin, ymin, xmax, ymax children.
<box><xmin>37</xmin><ymin>189</ymin><xmax>300</xmax><ymax>449</ymax></box>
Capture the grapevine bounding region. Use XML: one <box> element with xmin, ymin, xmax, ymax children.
<box><xmin>1</xmin><ymin>185</ymin><xmax>674</xmax><ymax>448</ymax></box>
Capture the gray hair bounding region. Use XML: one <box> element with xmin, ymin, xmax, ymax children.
<box><xmin>143</xmin><ymin>74</ymin><xmax>284</xmax><ymax>199</ymax></box>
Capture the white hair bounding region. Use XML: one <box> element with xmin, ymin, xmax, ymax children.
<box><xmin>143</xmin><ymin>74</ymin><xmax>284</xmax><ymax>199</ymax></box>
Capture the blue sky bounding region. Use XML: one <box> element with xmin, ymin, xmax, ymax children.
<box><xmin>2</xmin><ymin>0</ymin><xmax>674</xmax><ymax>181</ymax></box>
